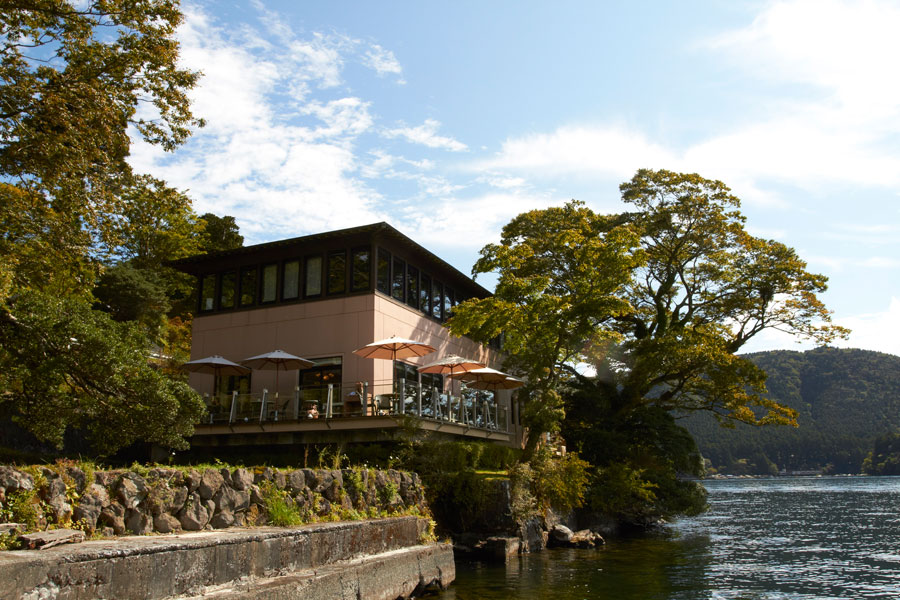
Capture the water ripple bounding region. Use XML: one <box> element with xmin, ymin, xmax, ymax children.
<box><xmin>433</xmin><ymin>476</ymin><xmax>900</xmax><ymax>600</ymax></box>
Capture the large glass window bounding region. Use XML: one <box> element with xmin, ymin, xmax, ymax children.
<box><xmin>443</xmin><ymin>287</ymin><xmax>454</xmax><ymax>321</ymax></box>
<box><xmin>406</xmin><ymin>265</ymin><xmax>419</xmax><ymax>309</ymax></box>
<box><xmin>327</xmin><ymin>250</ymin><xmax>346</xmax><ymax>295</ymax></box>
<box><xmin>283</xmin><ymin>260</ymin><xmax>300</xmax><ymax>300</ymax></box>
<box><xmin>200</xmin><ymin>274</ymin><xmax>216</xmax><ymax>311</ymax></box>
<box><xmin>299</xmin><ymin>356</ymin><xmax>343</xmax><ymax>412</ymax></box>
<box><xmin>431</xmin><ymin>280</ymin><xmax>443</xmax><ymax>320</ymax></box>
<box><xmin>240</xmin><ymin>266</ymin><xmax>257</xmax><ymax>307</ymax></box>
<box><xmin>391</xmin><ymin>257</ymin><xmax>405</xmax><ymax>301</ymax></box>
<box><xmin>305</xmin><ymin>255</ymin><xmax>322</xmax><ymax>297</ymax></box>
<box><xmin>376</xmin><ymin>248</ymin><xmax>390</xmax><ymax>295</ymax></box>
<box><xmin>220</xmin><ymin>271</ymin><xmax>236</xmax><ymax>309</ymax></box>
<box><xmin>351</xmin><ymin>248</ymin><xmax>371</xmax><ymax>292</ymax></box>
<box><xmin>393</xmin><ymin>361</ymin><xmax>419</xmax><ymax>395</ymax></box>
<box><xmin>421</xmin><ymin>372</ymin><xmax>443</xmax><ymax>395</ymax></box>
<box><xmin>261</xmin><ymin>264</ymin><xmax>277</xmax><ymax>303</ymax></box>
<box><xmin>420</xmin><ymin>274</ymin><xmax>431</xmax><ymax>315</ymax></box>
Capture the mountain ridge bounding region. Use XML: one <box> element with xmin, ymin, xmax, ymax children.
<box><xmin>683</xmin><ymin>347</ymin><xmax>900</xmax><ymax>474</ymax></box>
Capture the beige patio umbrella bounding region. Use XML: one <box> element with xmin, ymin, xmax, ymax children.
<box><xmin>353</xmin><ymin>336</ymin><xmax>436</xmax><ymax>360</ymax></box>
<box><xmin>450</xmin><ymin>367</ymin><xmax>511</xmax><ymax>384</ymax></box>
<box><xmin>466</xmin><ymin>376</ymin><xmax>525</xmax><ymax>391</ymax></box>
<box><xmin>417</xmin><ymin>355</ymin><xmax>485</xmax><ymax>376</ymax></box>
<box><xmin>240</xmin><ymin>350</ymin><xmax>315</xmax><ymax>397</ymax></box>
<box><xmin>183</xmin><ymin>355</ymin><xmax>251</xmax><ymax>395</ymax></box>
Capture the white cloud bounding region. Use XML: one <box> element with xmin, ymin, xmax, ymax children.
<box><xmin>363</xmin><ymin>43</ymin><xmax>405</xmax><ymax>83</ymax></box>
<box><xmin>478</xmin><ymin>174</ymin><xmax>528</xmax><ymax>190</ymax></box>
<box><xmin>399</xmin><ymin>190</ymin><xmax>561</xmax><ymax>252</ymax></box>
<box><xmin>383</xmin><ymin>119</ymin><xmax>468</xmax><ymax>152</ymax></box>
<box><xmin>129</xmin><ymin>5</ymin><xmax>390</xmax><ymax>243</ymax></box>
<box><xmin>301</xmin><ymin>98</ymin><xmax>374</xmax><ymax>138</ymax></box>
<box><xmin>834</xmin><ymin>297</ymin><xmax>900</xmax><ymax>357</ymax></box>
<box><xmin>478</xmin><ymin>1</ymin><xmax>900</xmax><ymax>203</ymax></box>
<box><xmin>803</xmin><ymin>254</ymin><xmax>900</xmax><ymax>273</ymax></box>
<box><xmin>706</xmin><ymin>0</ymin><xmax>900</xmax><ymax>117</ymax></box>
<box><xmin>484</xmin><ymin>125</ymin><xmax>673</xmax><ymax>180</ymax></box>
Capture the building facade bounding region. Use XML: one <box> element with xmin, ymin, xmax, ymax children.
<box><xmin>176</xmin><ymin>223</ymin><xmax>521</xmax><ymax>449</ymax></box>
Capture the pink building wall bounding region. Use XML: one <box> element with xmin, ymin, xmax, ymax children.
<box><xmin>189</xmin><ymin>292</ymin><xmax>506</xmax><ymax>400</ymax></box>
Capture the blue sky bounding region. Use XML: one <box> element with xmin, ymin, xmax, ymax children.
<box><xmin>131</xmin><ymin>0</ymin><xmax>900</xmax><ymax>356</ymax></box>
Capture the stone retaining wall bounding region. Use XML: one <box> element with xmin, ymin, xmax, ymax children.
<box><xmin>0</xmin><ymin>517</ymin><xmax>454</xmax><ymax>599</ymax></box>
<box><xmin>0</xmin><ymin>465</ymin><xmax>428</xmax><ymax>537</ymax></box>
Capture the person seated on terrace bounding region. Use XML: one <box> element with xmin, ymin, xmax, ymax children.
<box><xmin>306</xmin><ymin>403</ymin><xmax>319</xmax><ymax>419</ymax></box>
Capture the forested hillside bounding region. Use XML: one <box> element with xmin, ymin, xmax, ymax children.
<box><xmin>683</xmin><ymin>348</ymin><xmax>900</xmax><ymax>474</ymax></box>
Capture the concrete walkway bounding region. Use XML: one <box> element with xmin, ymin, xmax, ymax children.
<box><xmin>0</xmin><ymin>517</ymin><xmax>454</xmax><ymax>599</ymax></box>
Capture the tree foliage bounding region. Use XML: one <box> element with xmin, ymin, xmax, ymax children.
<box><xmin>0</xmin><ymin>0</ymin><xmax>201</xmax><ymax>298</ymax></box>
<box><xmin>450</xmin><ymin>169</ymin><xmax>847</xmax><ymax>521</ymax></box>
<box><xmin>448</xmin><ymin>201</ymin><xmax>643</xmax><ymax>453</ymax></box>
<box><xmin>0</xmin><ymin>1</ymin><xmax>205</xmax><ymax>454</ymax></box>
<box><xmin>603</xmin><ymin>169</ymin><xmax>847</xmax><ymax>427</ymax></box>
<box><xmin>0</xmin><ymin>290</ymin><xmax>205</xmax><ymax>454</ymax></box>
<box><xmin>199</xmin><ymin>213</ymin><xmax>244</xmax><ymax>253</ymax></box>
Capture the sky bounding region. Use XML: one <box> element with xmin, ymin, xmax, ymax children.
<box><xmin>131</xmin><ymin>0</ymin><xmax>900</xmax><ymax>357</ymax></box>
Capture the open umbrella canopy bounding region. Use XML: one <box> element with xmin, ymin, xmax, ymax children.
<box><xmin>449</xmin><ymin>367</ymin><xmax>510</xmax><ymax>383</ymax></box>
<box><xmin>417</xmin><ymin>355</ymin><xmax>485</xmax><ymax>375</ymax></box>
<box><xmin>467</xmin><ymin>376</ymin><xmax>525</xmax><ymax>391</ymax></box>
<box><xmin>353</xmin><ymin>336</ymin><xmax>436</xmax><ymax>360</ymax></box>
<box><xmin>241</xmin><ymin>350</ymin><xmax>314</xmax><ymax>371</ymax></box>
<box><xmin>183</xmin><ymin>355</ymin><xmax>251</xmax><ymax>376</ymax></box>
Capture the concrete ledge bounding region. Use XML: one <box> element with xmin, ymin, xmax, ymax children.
<box><xmin>178</xmin><ymin>543</ymin><xmax>455</xmax><ymax>600</ymax></box>
<box><xmin>0</xmin><ymin>517</ymin><xmax>448</xmax><ymax>599</ymax></box>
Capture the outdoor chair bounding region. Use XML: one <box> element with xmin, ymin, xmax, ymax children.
<box><xmin>266</xmin><ymin>395</ymin><xmax>290</xmax><ymax>421</ymax></box>
<box><xmin>375</xmin><ymin>394</ymin><xmax>395</xmax><ymax>415</ymax></box>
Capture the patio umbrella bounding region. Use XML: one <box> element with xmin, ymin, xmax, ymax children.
<box><xmin>467</xmin><ymin>376</ymin><xmax>525</xmax><ymax>391</ymax></box>
<box><xmin>353</xmin><ymin>336</ymin><xmax>436</xmax><ymax>360</ymax></box>
<box><xmin>450</xmin><ymin>367</ymin><xmax>511</xmax><ymax>384</ymax></box>
<box><xmin>417</xmin><ymin>355</ymin><xmax>485</xmax><ymax>376</ymax></box>
<box><xmin>183</xmin><ymin>355</ymin><xmax>250</xmax><ymax>395</ymax></box>
<box><xmin>240</xmin><ymin>349</ymin><xmax>314</xmax><ymax>396</ymax></box>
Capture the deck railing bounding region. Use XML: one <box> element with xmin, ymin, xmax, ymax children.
<box><xmin>202</xmin><ymin>379</ymin><xmax>509</xmax><ymax>433</ymax></box>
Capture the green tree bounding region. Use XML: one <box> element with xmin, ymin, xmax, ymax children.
<box><xmin>448</xmin><ymin>201</ymin><xmax>643</xmax><ymax>455</ymax></box>
<box><xmin>600</xmin><ymin>169</ymin><xmax>846</xmax><ymax>427</ymax></box>
<box><xmin>100</xmin><ymin>175</ymin><xmax>206</xmax><ymax>325</ymax></box>
<box><xmin>199</xmin><ymin>213</ymin><xmax>244</xmax><ymax>253</ymax></box>
<box><xmin>0</xmin><ymin>1</ymin><xmax>205</xmax><ymax>454</ymax></box>
<box><xmin>0</xmin><ymin>290</ymin><xmax>205</xmax><ymax>454</ymax></box>
<box><xmin>109</xmin><ymin>175</ymin><xmax>204</xmax><ymax>270</ymax></box>
<box><xmin>94</xmin><ymin>263</ymin><xmax>170</xmax><ymax>325</ymax></box>
<box><xmin>450</xmin><ymin>169</ymin><xmax>847</xmax><ymax>521</ymax></box>
<box><xmin>0</xmin><ymin>0</ymin><xmax>201</xmax><ymax>299</ymax></box>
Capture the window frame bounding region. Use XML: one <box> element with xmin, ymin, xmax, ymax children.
<box><xmin>376</xmin><ymin>247</ymin><xmax>391</xmax><ymax>295</ymax></box>
<box><xmin>282</xmin><ymin>259</ymin><xmax>301</xmax><ymax>301</ymax></box>
<box><xmin>261</xmin><ymin>263</ymin><xmax>278</xmax><ymax>304</ymax></box>
<box><xmin>326</xmin><ymin>249</ymin><xmax>347</xmax><ymax>296</ymax></box>
<box><xmin>239</xmin><ymin>265</ymin><xmax>258</xmax><ymax>307</ymax></box>
<box><xmin>304</xmin><ymin>254</ymin><xmax>323</xmax><ymax>298</ymax></box>
<box><xmin>350</xmin><ymin>246</ymin><xmax>372</xmax><ymax>293</ymax></box>
<box><xmin>200</xmin><ymin>274</ymin><xmax>217</xmax><ymax>312</ymax></box>
<box><xmin>220</xmin><ymin>271</ymin><xmax>237</xmax><ymax>310</ymax></box>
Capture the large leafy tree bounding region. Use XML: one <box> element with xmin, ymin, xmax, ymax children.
<box><xmin>450</xmin><ymin>169</ymin><xmax>847</xmax><ymax>520</ymax></box>
<box><xmin>0</xmin><ymin>0</ymin><xmax>201</xmax><ymax>299</ymax></box>
<box><xmin>603</xmin><ymin>169</ymin><xmax>847</xmax><ymax>425</ymax></box>
<box><xmin>0</xmin><ymin>292</ymin><xmax>204</xmax><ymax>454</ymax></box>
<box><xmin>199</xmin><ymin>213</ymin><xmax>244</xmax><ymax>253</ymax></box>
<box><xmin>0</xmin><ymin>1</ymin><xmax>205</xmax><ymax>454</ymax></box>
<box><xmin>448</xmin><ymin>201</ymin><xmax>644</xmax><ymax>455</ymax></box>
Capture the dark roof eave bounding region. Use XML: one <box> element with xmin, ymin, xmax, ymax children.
<box><xmin>171</xmin><ymin>221</ymin><xmax>491</xmax><ymax>297</ymax></box>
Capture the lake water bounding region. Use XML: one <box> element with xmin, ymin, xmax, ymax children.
<box><xmin>430</xmin><ymin>476</ymin><xmax>900</xmax><ymax>599</ymax></box>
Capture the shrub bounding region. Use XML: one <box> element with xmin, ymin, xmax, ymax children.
<box><xmin>259</xmin><ymin>482</ymin><xmax>303</xmax><ymax>526</ymax></box>
<box><xmin>530</xmin><ymin>449</ymin><xmax>590</xmax><ymax>513</ymax></box>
